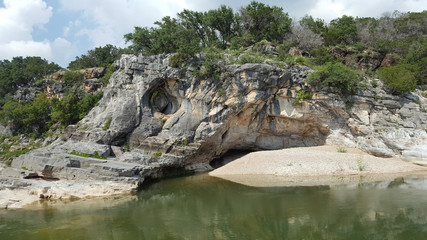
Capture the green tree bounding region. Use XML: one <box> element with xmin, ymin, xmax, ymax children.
<box><xmin>299</xmin><ymin>15</ymin><xmax>326</xmax><ymax>34</ymax></box>
<box><xmin>124</xmin><ymin>16</ymin><xmax>200</xmax><ymax>57</ymax></box>
<box><xmin>177</xmin><ymin>9</ymin><xmax>212</xmax><ymax>47</ymax></box>
<box><xmin>68</xmin><ymin>44</ymin><xmax>122</xmax><ymax>70</ymax></box>
<box><xmin>239</xmin><ymin>1</ymin><xmax>292</xmax><ymax>44</ymax></box>
<box><xmin>124</xmin><ymin>27</ymin><xmax>153</xmax><ymax>55</ymax></box>
<box><xmin>0</xmin><ymin>57</ymin><xmax>61</xmax><ymax>105</ymax></box>
<box><xmin>0</xmin><ymin>93</ymin><xmax>51</xmax><ymax>135</ymax></box>
<box><xmin>204</xmin><ymin>5</ymin><xmax>238</xmax><ymax>48</ymax></box>
<box><xmin>325</xmin><ymin>15</ymin><xmax>358</xmax><ymax>45</ymax></box>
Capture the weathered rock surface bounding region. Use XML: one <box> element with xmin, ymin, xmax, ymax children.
<box><xmin>0</xmin><ymin>124</ymin><xmax>12</xmax><ymax>136</ymax></box>
<box><xmin>2</xmin><ymin>53</ymin><xmax>427</xmax><ymax>207</ymax></box>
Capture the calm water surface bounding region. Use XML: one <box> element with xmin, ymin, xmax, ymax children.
<box><xmin>1</xmin><ymin>173</ymin><xmax>427</xmax><ymax>240</ymax></box>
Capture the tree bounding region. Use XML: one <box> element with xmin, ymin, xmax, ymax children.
<box><xmin>299</xmin><ymin>15</ymin><xmax>326</xmax><ymax>35</ymax></box>
<box><xmin>239</xmin><ymin>1</ymin><xmax>292</xmax><ymax>44</ymax></box>
<box><xmin>288</xmin><ymin>23</ymin><xmax>323</xmax><ymax>51</ymax></box>
<box><xmin>68</xmin><ymin>44</ymin><xmax>122</xmax><ymax>70</ymax></box>
<box><xmin>124</xmin><ymin>27</ymin><xmax>152</xmax><ymax>55</ymax></box>
<box><xmin>124</xmin><ymin>16</ymin><xmax>200</xmax><ymax>57</ymax></box>
<box><xmin>325</xmin><ymin>15</ymin><xmax>358</xmax><ymax>45</ymax></box>
<box><xmin>356</xmin><ymin>17</ymin><xmax>378</xmax><ymax>45</ymax></box>
<box><xmin>0</xmin><ymin>57</ymin><xmax>61</xmax><ymax>105</ymax></box>
<box><xmin>177</xmin><ymin>9</ymin><xmax>212</xmax><ymax>47</ymax></box>
<box><xmin>204</xmin><ymin>5</ymin><xmax>238</xmax><ymax>48</ymax></box>
<box><xmin>0</xmin><ymin>93</ymin><xmax>51</xmax><ymax>134</ymax></box>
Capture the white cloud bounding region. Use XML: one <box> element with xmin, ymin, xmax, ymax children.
<box><xmin>0</xmin><ymin>40</ymin><xmax>51</xmax><ymax>59</ymax></box>
<box><xmin>308</xmin><ymin>0</ymin><xmax>427</xmax><ymax>22</ymax></box>
<box><xmin>59</xmin><ymin>0</ymin><xmax>195</xmax><ymax>48</ymax></box>
<box><xmin>0</xmin><ymin>0</ymin><xmax>53</xmax><ymax>60</ymax></box>
<box><xmin>51</xmin><ymin>37</ymin><xmax>76</xmax><ymax>67</ymax></box>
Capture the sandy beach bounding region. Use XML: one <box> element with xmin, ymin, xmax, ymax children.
<box><xmin>209</xmin><ymin>145</ymin><xmax>427</xmax><ymax>187</ymax></box>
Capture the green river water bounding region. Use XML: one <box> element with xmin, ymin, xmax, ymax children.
<box><xmin>1</xmin><ymin>173</ymin><xmax>427</xmax><ymax>240</ymax></box>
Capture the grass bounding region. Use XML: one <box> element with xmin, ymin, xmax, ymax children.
<box><xmin>337</xmin><ymin>147</ymin><xmax>347</xmax><ymax>153</ymax></box>
<box><xmin>0</xmin><ymin>139</ymin><xmax>41</xmax><ymax>165</ymax></box>
<box><xmin>357</xmin><ymin>156</ymin><xmax>366</xmax><ymax>171</ymax></box>
<box><xmin>69</xmin><ymin>150</ymin><xmax>106</xmax><ymax>159</ymax></box>
<box><xmin>181</xmin><ymin>139</ymin><xmax>189</xmax><ymax>146</ymax></box>
<box><xmin>152</xmin><ymin>151</ymin><xmax>162</xmax><ymax>159</ymax></box>
<box><xmin>217</xmin><ymin>88</ymin><xmax>226</xmax><ymax>97</ymax></box>
<box><xmin>122</xmin><ymin>144</ymin><xmax>130</xmax><ymax>152</ymax></box>
<box><xmin>102</xmin><ymin>117</ymin><xmax>112</xmax><ymax>131</ymax></box>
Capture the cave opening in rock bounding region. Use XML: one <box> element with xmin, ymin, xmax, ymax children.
<box><xmin>209</xmin><ymin>149</ymin><xmax>254</xmax><ymax>168</ymax></box>
<box><xmin>149</xmin><ymin>81</ymin><xmax>180</xmax><ymax>115</ymax></box>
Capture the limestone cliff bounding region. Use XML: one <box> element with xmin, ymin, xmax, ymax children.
<box><xmin>8</xmin><ymin>54</ymin><xmax>427</xmax><ymax>184</ymax></box>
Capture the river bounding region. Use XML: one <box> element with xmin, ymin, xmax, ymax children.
<box><xmin>1</xmin><ymin>173</ymin><xmax>427</xmax><ymax>239</ymax></box>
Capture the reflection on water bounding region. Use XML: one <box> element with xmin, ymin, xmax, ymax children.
<box><xmin>1</xmin><ymin>173</ymin><xmax>427</xmax><ymax>239</ymax></box>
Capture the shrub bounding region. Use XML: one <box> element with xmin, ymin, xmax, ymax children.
<box><xmin>99</xmin><ymin>64</ymin><xmax>114</xmax><ymax>86</ymax></box>
<box><xmin>309</xmin><ymin>47</ymin><xmax>335</xmax><ymax>65</ymax></box>
<box><xmin>307</xmin><ymin>62</ymin><xmax>362</xmax><ymax>95</ymax></box>
<box><xmin>237</xmin><ymin>54</ymin><xmax>265</xmax><ymax>64</ymax></box>
<box><xmin>62</xmin><ymin>71</ymin><xmax>84</xmax><ymax>86</ymax></box>
<box><xmin>169</xmin><ymin>54</ymin><xmax>186</xmax><ymax>68</ymax></box>
<box><xmin>293</xmin><ymin>90</ymin><xmax>312</xmax><ymax>105</ymax></box>
<box><xmin>377</xmin><ymin>64</ymin><xmax>417</xmax><ymax>95</ymax></box>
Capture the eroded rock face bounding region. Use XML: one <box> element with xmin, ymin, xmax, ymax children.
<box><xmin>10</xmin><ymin>54</ymin><xmax>427</xmax><ymax>183</ymax></box>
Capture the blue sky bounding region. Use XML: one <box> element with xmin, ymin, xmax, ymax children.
<box><xmin>0</xmin><ymin>0</ymin><xmax>426</xmax><ymax>68</ymax></box>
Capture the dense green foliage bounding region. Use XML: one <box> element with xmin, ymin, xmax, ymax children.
<box><xmin>0</xmin><ymin>92</ymin><xmax>103</xmax><ymax>136</ymax></box>
<box><xmin>0</xmin><ymin>57</ymin><xmax>61</xmax><ymax>105</ymax></box>
<box><xmin>68</xmin><ymin>44</ymin><xmax>128</xmax><ymax>70</ymax></box>
<box><xmin>124</xmin><ymin>1</ymin><xmax>292</xmax><ymax>54</ymax></box>
<box><xmin>324</xmin><ymin>15</ymin><xmax>358</xmax><ymax>45</ymax></box>
<box><xmin>239</xmin><ymin>1</ymin><xmax>292</xmax><ymax>44</ymax></box>
<box><xmin>123</xmin><ymin>2</ymin><xmax>425</xmax><ymax>96</ymax></box>
<box><xmin>62</xmin><ymin>71</ymin><xmax>84</xmax><ymax>87</ymax></box>
<box><xmin>377</xmin><ymin>65</ymin><xmax>417</xmax><ymax>95</ymax></box>
<box><xmin>308</xmin><ymin>62</ymin><xmax>362</xmax><ymax>95</ymax></box>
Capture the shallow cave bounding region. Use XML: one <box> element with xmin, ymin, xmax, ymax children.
<box><xmin>149</xmin><ymin>82</ymin><xmax>180</xmax><ymax>115</ymax></box>
<box><xmin>209</xmin><ymin>149</ymin><xmax>254</xmax><ymax>168</ymax></box>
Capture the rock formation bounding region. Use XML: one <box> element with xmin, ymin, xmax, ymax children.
<box><xmin>3</xmin><ymin>53</ymin><xmax>427</xmax><ymax>197</ymax></box>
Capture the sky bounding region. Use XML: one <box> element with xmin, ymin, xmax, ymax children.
<box><xmin>0</xmin><ymin>0</ymin><xmax>426</xmax><ymax>68</ymax></box>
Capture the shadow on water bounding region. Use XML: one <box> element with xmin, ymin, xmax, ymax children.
<box><xmin>1</xmin><ymin>173</ymin><xmax>427</xmax><ymax>239</ymax></box>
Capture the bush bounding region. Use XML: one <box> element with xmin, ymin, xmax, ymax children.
<box><xmin>293</xmin><ymin>90</ymin><xmax>312</xmax><ymax>105</ymax></box>
<box><xmin>62</xmin><ymin>71</ymin><xmax>84</xmax><ymax>86</ymax></box>
<box><xmin>309</xmin><ymin>48</ymin><xmax>335</xmax><ymax>65</ymax></box>
<box><xmin>377</xmin><ymin>65</ymin><xmax>417</xmax><ymax>95</ymax></box>
<box><xmin>307</xmin><ymin>62</ymin><xmax>361</xmax><ymax>95</ymax></box>
<box><xmin>169</xmin><ymin>54</ymin><xmax>186</xmax><ymax>68</ymax></box>
<box><xmin>237</xmin><ymin>53</ymin><xmax>265</xmax><ymax>64</ymax></box>
<box><xmin>99</xmin><ymin>64</ymin><xmax>114</xmax><ymax>86</ymax></box>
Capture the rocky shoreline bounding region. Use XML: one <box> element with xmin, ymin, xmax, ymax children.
<box><xmin>1</xmin><ymin>145</ymin><xmax>426</xmax><ymax>209</ymax></box>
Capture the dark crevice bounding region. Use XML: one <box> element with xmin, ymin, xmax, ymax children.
<box><xmin>209</xmin><ymin>149</ymin><xmax>254</xmax><ymax>169</ymax></box>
